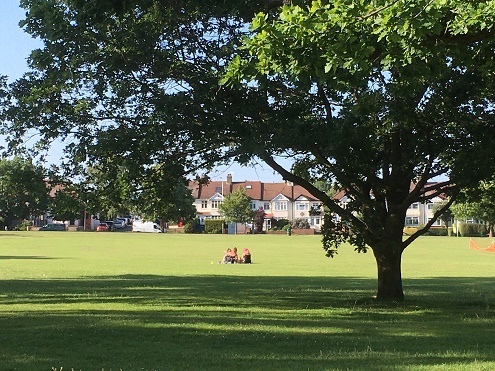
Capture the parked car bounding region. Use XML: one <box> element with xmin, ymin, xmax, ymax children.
<box><xmin>114</xmin><ymin>218</ymin><xmax>126</xmax><ymax>229</ymax></box>
<box><xmin>39</xmin><ymin>223</ymin><xmax>66</xmax><ymax>231</ymax></box>
<box><xmin>105</xmin><ymin>221</ymin><xmax>114</xmax><ymax>231</ymax></box>
<box><xmin>96</xmin><ymin>223</ymin><xmax>108</xmax><ymax>232</ymax></box>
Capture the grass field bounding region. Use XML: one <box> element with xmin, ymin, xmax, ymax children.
<box><xmin>1</xmin><ymin>232</ymin><xmax>494</xmax><ymax>370</ymax></box>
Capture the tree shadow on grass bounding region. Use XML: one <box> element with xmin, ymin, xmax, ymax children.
<box><xmin>0</xmin><ymin>255</ymin><xmax>59</xmax><ymax>260</ymax></box>
<box><xmin>0</xmin><ymin>275</ymin><xmax>494</xmax><ymax>370</ymax></box>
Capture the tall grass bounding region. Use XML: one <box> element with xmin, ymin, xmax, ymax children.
<box><xmin>0</xmin><ymin>232</ymin><xmax>494</xmax><ymax>370</ymax></box>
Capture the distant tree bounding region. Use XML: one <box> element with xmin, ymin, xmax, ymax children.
<box><xmin>0</xmin><ymin>158</ymin><xmax>49</xmax><ymax>229</ymax></box>
<box><xmin>253</xmin><ymin>206</ymin><xmax>266</xmax><ymax>233</ymax></box>
<box><xmin>451</xmin><ymin>179</ymin><xmax>495</xmax><ymax>237</ymax></box>
<box><xmin>432</xmin><ymin>201</ymin><xmax>453</xmax><ymax>229</ymax></box>
<box><xmin>135</xmin><ymin>164</ymin><xmax>196</xmax><ymax>224</ymax></box>
<box><xmin>219</xmin><ymin>187</ymin><xmax>253</xmax><ymax>233</ymax></box>
<box><xmin>50</xmin><ymin>184</ymin><xmax>83</xmax><ymax>222</ymax></box>
<box><xmin>76</xmin><ymin>161</ymin><xmax>196</xmax><ymax>224</ymax></box>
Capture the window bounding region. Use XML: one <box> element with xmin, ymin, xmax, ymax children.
<box><xmin>201</xmin><ymin>201</ymin><xmax>208</xmax><ymax>209</ymax></box>
<box><xmin>211</xmin><ymin>200</ymin><xmax>222</xmax><ymax>209</ymax></box>
<box><xmin>250</xmin><ymin>202</ymin><xmax>257</xmax><ymax>210</ymax></box>
<box><xmin>409</xmin><ymin>203</ymin><xmax>419</xmax><ymax>209</ymax></box>
<box><xmin>296</xmin><ymin>203</ymin><xmax>309</xmax><ymax>211</ymax></box>
<box><xmin>274</xmin><ymin>201</ymin><xmax>287</xmax><ymax>211</ymax></box>
<box><xmin>264</xmin><ymin>202</ymin><xmax>270</xmax><ymax>210</ymax></box>
<box><xmin>428</xmin><ymin>218</ymin><xmax>442</xmax><ymax>226</ymax></box>
<box><xmin>215</xmin><ymin>187</ymin><xmax>222</xmax><ymax>193</ymax></box>
<box><xmin>427</xmin><ymin>203</ymin><xmax>434</xmax><ymax>210</ymax></box>
<box><xmin>405</xmin><ymin>216</ymin><xmax>419</xmax><ymax>225</ymax></box>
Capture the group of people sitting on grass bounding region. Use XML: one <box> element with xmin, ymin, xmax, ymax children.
<box><xmin>220</xmin><ymin>247</ymin><xmax>251</xmax><ymax>264</ymax></box>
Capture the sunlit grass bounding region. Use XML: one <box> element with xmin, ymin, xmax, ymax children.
<box><xmin>0</xmin><ymin>232</ymin><xmax>494</xmax><ymax>370</ymax></box>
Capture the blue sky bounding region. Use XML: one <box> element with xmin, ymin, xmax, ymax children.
<box><xmin>0</xmin><ymin>2</ymin><xmax>289</xmax><ymax>182</ymax></box>
<box><xmin>0</xmin><ymin>2</ymin><xmax>41</xmax><ymax>82</ymax></box>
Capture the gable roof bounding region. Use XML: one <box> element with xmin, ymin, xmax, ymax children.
<box><xmin>189</xmin><ymin>177</ymin><xmax>319</xmax><ymax>202</ymax></box>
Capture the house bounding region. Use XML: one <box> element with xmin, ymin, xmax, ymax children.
<box><xmin>332</xmin><ymin>185</ymin><xmax>447</xmax><ymax>227</ymax></box>
<box><xmin>188</xmin><ymin>174</ymin><xmax>324</xmax><ymax>231</ymax></box>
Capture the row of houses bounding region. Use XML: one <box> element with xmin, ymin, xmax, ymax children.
<box><xmin>31</xmin><ymin>174</ymin><xmax>444</xmax><ymax>232</ymax></box>
<box><xmin>188</xmin><ymin>174</ymin><xmax>445</xmax><ymax>232</ymax></box>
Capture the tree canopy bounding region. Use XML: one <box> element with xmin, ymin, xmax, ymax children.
<box><xmin>3</xmin><ymin>0</ymin><xmax>495</xmax><ymax>299</ymax></box>
<box><xmin>451</xmin><ymin>178</ymin><xmax>495</xmax><ymax>237</ymax></box>
<box><xmin>0</xmin><ymin>157</ymin><xmax>49</xmax><ymax>229</ymax></box>
<box><xmin>219</xmin><ymin>186</ymin><xmax>253</xmax><ymax>227</ymax></box>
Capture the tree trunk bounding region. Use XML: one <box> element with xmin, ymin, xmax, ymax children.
<box><xmin>373</xmin><ymin>248</ymin><xmax>404</xmax><ymax>301</ymax></box>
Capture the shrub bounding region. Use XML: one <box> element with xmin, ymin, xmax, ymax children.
<box><xmin>458</xmin><ymin>222</ymin><xmax>488</xmax><ymax>237</ymax></box>
<box><xmin>426</xmin><ymin>227</ymin><xmax>448</xmax><ymax>236</ymax></box>
<box><xmin>274</xmin><ymin>218</ymin><xmax>289</xmax><ymax>229</ymax></box>
<box><xmin>403</xmin><ymin>227</ymin><xmax>419</xmax><ymax>236</ymax></box>
<box><xmin>205</xmin><ymin>219</ymin><xmax>224</xmax><ymax>234</ymax></box>
<box><xmin>13</xmin><ymin>220</ymin><xmax>33</xmax><ymax>231</ymax></box>
<box><xmin>291</xmin><ymin>218</ymin><xmax>310</xmax><ymax>229</ymax></box>
<box><xmin>183</xmin><ymin>221</ymin><xmax>195</xmax><ymax>234</ymax></box>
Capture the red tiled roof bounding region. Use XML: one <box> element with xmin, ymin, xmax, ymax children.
<box><xmin>189</xmin><ymin>177</ymin><xmax>320</xmax><ymax>202</ymax></box>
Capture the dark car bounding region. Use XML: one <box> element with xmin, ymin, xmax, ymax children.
<box><xmin>39</xmin><ymin>223</ymin><xmax>66</xmax><ymax>231</ymax></box>
<box><xmin>105</xmin><ymin>221</ymin><xmax>114</xmax><ymax>231</ymax></box>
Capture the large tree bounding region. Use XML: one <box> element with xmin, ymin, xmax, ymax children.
<box><xmin>2</xmin><ymin>0</ymin><xmax>495</xmax><ymax>299</ymax></box>
<box><xmin>0</xmin><ymin>157</ymin><xmax>50</xmax><ymax>229</ymax></box>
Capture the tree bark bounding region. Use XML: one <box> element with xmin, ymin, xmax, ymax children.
<box><xmin>373</xmin><ymin>248</ymin><xmax>404</xmax><ymax>301</ymax></box>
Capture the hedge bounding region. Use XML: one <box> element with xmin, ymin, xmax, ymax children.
<box><xmin>458</xmin><ymin>222</ymin><xmax>488</xmax><ymax>237</ymax></box>
<box><xmin>205</xmin><ymin>219</ymin><xmax>224</xmax><ymax>234</ymax></box>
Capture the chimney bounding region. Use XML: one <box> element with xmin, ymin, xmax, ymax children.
<box><xmin>227</xmin><ymin>174</ymin><xmax>232</xmax><ymax>184</ymax></box>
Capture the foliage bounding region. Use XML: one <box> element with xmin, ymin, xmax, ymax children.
<box><xmin>4</xmin><ymin>0</ymin><xmax>495</xmax><ymax>299</ymax></box>
<box><xmin>204</xmin><ymin>219</ymin><xmax>224</xmax><ymax>234</ymax></box>
<box><xmin>403</xmin><ymin>227</ymin><xmax>419</xmax><ymax>236</ymax></box>
<box><xmin>425</xmin><ymin>227</ymin><xmax>448</xmax><ymax>237</ymax></box>
<box><xmin>291</xmin><ymin>218</ymin><xmax>310</xmax><ymax>229</ymax></box>
<box><xmin>49</xmin><ymin>183</ymin><xmax>83</xmax><ymax>221</ymax></box>
<box><xmin>218</xmin><ymin>186</ymin><xmax>253</xmax><ymax>224</ymax></box>
<box><xmin>183</xmin><ymin>219</ymin><xmax>204</xmax><ymax>234</ymax></box>
<box><xmin>452</xmin><ymin>178</ymin><xmax>495</xmax><ymax>237</ymax></box>
<box><xmin>432</xmin><ymin>201</ymin><xmax>453</xmax><ymax>228</ymax></box>
<box><xmin>133</xmin><ymin>164</ymin><xmax>196</xmax><ymax>224</ymax></box>
<box><xmin>12</xmin><ymin>219</ymin><xmax>33</xmax><ymax>231</ymax></box>
<box><xmin>0</xmin><ymin>157</ymin><xmax>50</xmax><ymax>229</ymax></box>
<box><xmin>458</xmin><ymin>223</ymin><xmax>488</xmax><ymax>237</ymax></box>
<box><xmin>222</xmin><ymin>0</ymin><xmax>495</xmax><ymax>299</ymax></box>
<box><xmin>404</xmin><ymin>225</ymin><xmax>448</xmax><ymax>237</ymax></box>
<box><xmin>73</xmin><ymin>162</ymin><xmax>196</xmax><ymax>223</ymax></box>
<box><xmin>252</xmin><ymin>206</ymin><xmax>265</xmax><ymax>233</ymax></box>
<box><xmin>270</xmin><ymin>218</ymin><xmax>289</xmax><ymax>230</ymax></box>
<box><xmin>183</xmin><ymin>221</ymin><xmax>194</xmax><ymax>234</ymax></box>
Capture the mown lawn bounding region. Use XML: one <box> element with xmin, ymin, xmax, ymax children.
<box><xmin>0</xmin><ymin>232</ymin><xmax>494</xmax><ymax>370</ymax></box>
